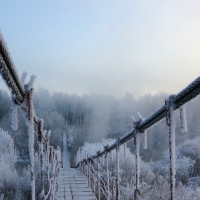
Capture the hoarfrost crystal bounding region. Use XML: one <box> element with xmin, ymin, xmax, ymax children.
<box><xmin>180</xmin><ymin>105</ymin><xmax>188</xmax><ymax>133</ymax></box>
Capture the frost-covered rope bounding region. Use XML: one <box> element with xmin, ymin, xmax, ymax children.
<box><xmin>88</xmin><ymin>157</ymin><xmax>111</xmax><ymax>199</ymax></box>
<box><xmin>165</xmin><ymin>95</ymin><xmax>176</xmax><ymax>200</ymax></box>
<box><xmin>179</xmin><ymin>105</ymin><xmax>188</xmax><ymax>133</ymax></box>
<box><xmin>76</xmin><ymin>76</ymin><xmax>200</xmax><ymax>163</ymax></box>
<box><xmin>132</xmin><ymin>116</ymin><xmax>143</xmax><ymax>200</ymax></box>
<box><xmin>116</xmin><ymin>138</ymin><xmax>120</xmax><ymax>200</ymax></box>
<box><xmin>0</xmin><ymin>32</ymin><xmax>25</xmax><ymax>102</ymax></box>
<box><xmin>0</xmin><ymin>32</ymin><xmax>62</xmax><ymax>200</ymax></box>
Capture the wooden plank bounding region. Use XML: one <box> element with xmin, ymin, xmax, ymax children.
<box><xmin>57</xmin><ymin>168</ymin><xmax>96</xmax><ymax>200</ymax></box>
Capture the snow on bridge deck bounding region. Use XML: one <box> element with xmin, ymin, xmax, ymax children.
<box><xmin>58</xmin><ymin>132</ymin><xmax>96</xmax><ymax>200</ymax></box>
<box><xmin>57</xmin><ymin>168</ymin><xmax>96</xmax><ymax>200</ymax></box>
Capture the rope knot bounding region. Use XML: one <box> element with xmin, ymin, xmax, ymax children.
<box><xmin>165</xmin><ymin>94</ymin><xmax>176</xmax><ymax>126</ymax></box>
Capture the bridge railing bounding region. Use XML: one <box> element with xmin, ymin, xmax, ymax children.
<box><xmin>76</xmin><ymin>76</ymin><xmax>200</xmax><ymax>200</ymax></box>
<box><xmin>0</xmin><ymin>32</ymin><xmax>62</xmax><ymax>200</ymax></box>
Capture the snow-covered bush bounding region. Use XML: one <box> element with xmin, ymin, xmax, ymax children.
<box><xmin>0</xmin><ymin>129</ymin><xmax>18</xmax><ymax>198</ymax></box>
<box><xmin>0</xmin><ymin>129</ymin><xmax>31</xmax><ymax>199</ymax></box>
<box><xmin>152</xmin><ymin>136</ymin><xmax>199</xmax><ymax>185</ymax></box>
<box><xmin>153</xmin><ymin>152</ymin><xmax>194</xmax><ymax>184</ymax></box>
<box><xmin>0</xmin><ymin>128</ymin><xmax>57</xmax><ymax>199</ymax></box>
<box><xmin>176</xmin><ymin>137</ymin><xmax>200</xmax><ymax>160</ymax></box>
<box><xmin>0</xmin><ymin>128</ymin><xmax>17</xmax><ymax>168</ymax></box>
<box><xmin>80</xmin><ymin>138</ymin><xmax>116</xmax><ymax>157</ymax></box>
<box><xmin>176</xmin><ymin>137</ymin><xmax>200</xmax><ymax>177</ymax></box>
<box><xmin>78</xmin><ymin>137</ymin><xmax>200</xmax><ymax>200</ymax></box>
<box><xmin>78</xmin><ymin>138</ymin><xmax>155</xmax><ymax>199</ymax></box>
<box><xmin>140</xmin><ymin>176</ymin><xmax>200</xmax><ymax>200</ymax></box>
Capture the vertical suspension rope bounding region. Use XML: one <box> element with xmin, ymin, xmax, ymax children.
<box><xmin>26</xmin><ymin>89</ymin><xmax>36</xmax><ymax>200</ymax></box>
<box><xmin>134</xmin><ymin>132</ymin><xmax>140</xmax><ymax>200</ymax></box>
<box><xmin>40</xmin><ymin>141</ymin><xmax>45</xmax><ymax>199</ymax></box>
<box><xmin>97</xmin><ymin>157</ymin><xmax>101</xmax><ymax>200</ymax></box>
<box><xmin>104</xmin><ymin>145</ymin><xmax>110</xmax><ymax>200</ymax></box>
<box><xmin>106</xmin><ymin>151</ymin><xmax>110</xmax><ymax>200</ymax></box>
<box><xmin>116</xmin><ymin>139</ymin><xmax>120</xmax><ymax>200</ymax></box>
<box><xmin>92</xmin><ymin>168</ymin><xmax>95</xmax><ymax>193</ymax></box>
<box><xmin>179</xmin><ymin>105</ymin><xmax>188</xmax><ymax>133</ymax></box>
<box><xmin>123</xmin><ymin>143</ymin><xmax>127</xmax><ymax>157</ymax></box>
<box><xmin>88</xmin><ymin>158</ymin><xmax>90</xmax><ymax>186</ymax></box>
<box><xmin>86</xmin><ymin>153</ymin><xmax>89</xmax><ymax>183</ymax></box>
<box><xmin>106</xmin><ymin>153</ymin><xmax>110</xmax><ymax>200</ymax></box>
<box><xmin>165</xmin><ymin>96</ymin><xmax>176</xmax><ymax>200</ymax></box>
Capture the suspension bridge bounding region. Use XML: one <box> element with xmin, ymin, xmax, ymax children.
<box><xmin>57</xmin><ymin>132</ymin><xmax>96</xmax><ymax>200</ymax></box>
<box><xmin>1</xmin><ymin>32</ymin><xmax>200</xmax><ymax>200</ymax></box>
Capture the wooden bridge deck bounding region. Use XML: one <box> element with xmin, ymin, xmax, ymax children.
<box><xmin>57</xmin><ymin>168</ymin><xmax>96</xmax><ymax>200</ymax></box>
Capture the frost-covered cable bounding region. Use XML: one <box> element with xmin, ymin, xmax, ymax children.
<box><xmin>123</xmin><ymin>143</ymin><xmax>127</xmax><ymax>157</ymax></box>
<box><xmin>116</xmin><ymin>138</ymin><xmax>120</xmax><ymax>200</ymax></box>
<box><xmin>27</xmin><ymin>89</ymin><xmax>36</xmax><ymax>200</ymax></box>
<box><xmin>25</xmin><ymin>75</ymin><xmax>37</xmax><ymax>91</ymax></box>
<box><xmin>39</xmin><ymin>140</ymin><xmax>45</xmax><ymax>199</ymax></box>
<box><xmin>46</xmin><ymin>131</ymin><xmax>51</xmax><ymax>183</ymax></box>
<box><xmin>143</xmin><ymin>130</ymin><xmax>147</xmax><ymax>149</ymax></box>
<box><xmin>179</xmin><ymin>105</ymin><xmax>188</xmax><ymax>133</ymax></box>
<box><xmin>97</xmin><ymin>156</ymin><xmax>101</xmax><ymax>200</ymax></box>
<box><xmin>134</xmin><ymin>132</ymin><xmax>140</xmax><ymax>199</ymax></box>
<box><xmin>106</xmin><ymin>153</ymin><xmax>110</xmax><ymax>200</ymax></box>
<box><xmin>111</xmin><ymin>150</ymin><xmax>113</xmax><ymax>162</ymax></box>
<box><xmin>0</xmin><ymin>55</ymin><xmax>23</xmax><ymax>103</ymax></box>
<box><xmin>21</xmin><ymin>71</ymin><xmax>28</xmax><ymax>85</ymax></box>
<box><xmin>99</xmin><ymin>179</ymin><xmax>108</xmax><ymax>200</ymax></box>
<box><xmin>132</xmin><ymin>115</ymin><xmax>142</xmax><ymax>200</ymax></box>
<box><xmin>137</xmin><ymin>112</ymin><xmax>148</xmax><ymax>149</ymax></box>
<box><xmin>165</xmin><ymin>95</ymin><xmax>176</xmax><ymax>200</ymax></box>
<box><xmin>87</xmin><ymin>77</ymin><xmax>200</xmax><ymax>163</ymax></box>
<box><xmin>0</xmin><ymin>32</ymin><xmax>25</xmax><ymax>100</ymax></box>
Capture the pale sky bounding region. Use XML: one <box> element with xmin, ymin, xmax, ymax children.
<box><xmin>0</xmin><ymin>0</ymin><xmax>200</xmax><ymax>98</ymax></box>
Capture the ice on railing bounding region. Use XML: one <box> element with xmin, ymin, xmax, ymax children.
<box><xmin>131</xmin><ymin>115</ymin><xmax>136</xmax><ymax>124</ymax></box>
<box><xmin>180</xmin><ymin>105</ymin><xmax>188</xmax><ymax>133</ymax></box>
<box><xmin>170</xmin><ymin>106</ymin><xmax>176</xmax><ymax>191</ymax></box>
<box><xmin>135</xmin><ymin>129</ymin><xmax>140</xmax><ymax>189</ymax></box>
<box><xmin>27</xmin><ymin>76</ymin><xmax>36</xmax><ymax>200</ymax></box>
<box><xmin>0</xmin><ymin>31</ymin><xmax>25</xmax><ymax>94</ymax></box>
<box><xmin>102</xmin><ymin>154</ymin><xmax>105</xmax><ymax>165</ymax></box>
<box><xmin>28</xmin><ymin>120</ymin><xmax>35</xmax><ymax>200</ymax></box>
<box><xmin>137</xmin><ymin>112</ymin><xmax>144</xmax><ymax>121</ymax></box>
<box><xmin>27</xmin><ymin>75</ymin><xmax>37</xmax><ymax>89</ymax></box>
<box><xmin>165</xmin><ymin>96</ymin><xmax>177</xmax><ymax>199</ymax></box>
<box><xmin>111</xmin><ymin>150</ymin><xmax>113</xmax><ymax>162</ymax></box>
<box><xmin>137</xmin><ymin>112</ymin><xmax>148</xmax><ymax>149</ymax></box>
<box><xmin>143</xmin><ymin>130</ymin><xmax>147</xmax><ymax>149</ymax></box>
<box><xmin>123</xmin><ymin>143</ymin><xmax>127</xmax><ymax>157</ymax></box>
<box><xmin>0</xmin><ymin>31</ymin><xmax>64</xmax><ymax>200</ymax></box>
<box><xmin>28</xmin><ymin>120</ymin><xmax>35</xmax><ymax>197</ymax></box>
<box><xmin>21</xmin><ymin>71</ymin><xmax>28</xmax><ymax>85</ymax></box>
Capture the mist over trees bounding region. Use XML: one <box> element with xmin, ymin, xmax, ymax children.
<box><xmin>0</xmin><ymin>88</ymin><xmax>200</xmax><ymax>163</ymax></box>
<box><xmin>1</xmin><ymin>87</ymin><xmax>200</xmax><ymax>199</ymax></box>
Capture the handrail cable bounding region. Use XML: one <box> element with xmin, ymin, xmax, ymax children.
<box><xmin>0</xmin><ymin>32</ymin><xmax>25</xmax><ymax>102</ymax></box>
<box><xmin>0</xmin><ymin>32</ymin><xmax>61</xmax><ymax>200</ymax></box>
<box><xmin>87</xmin><ymin>76</ymin><xmax>200</xmax><ymax>159</ymax></box>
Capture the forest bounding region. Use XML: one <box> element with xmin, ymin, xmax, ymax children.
<box><xmin>1</xmin><ymin>87</ymin><xmax>200</xmax><ymax>199</ymax></box>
